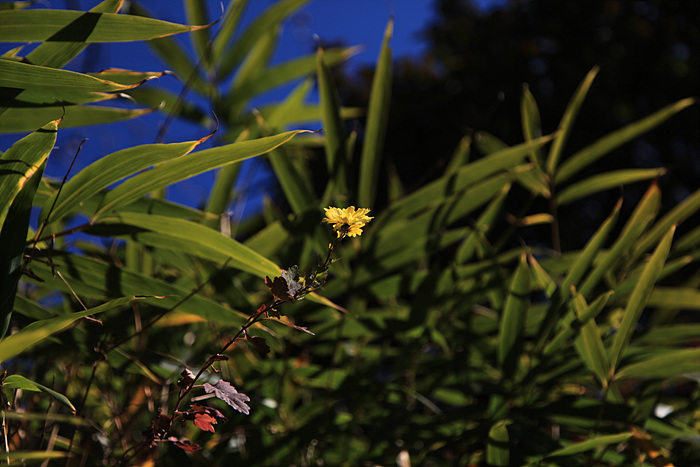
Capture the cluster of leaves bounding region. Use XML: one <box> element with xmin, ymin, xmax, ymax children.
<box><xmin>0</xmin><ymin>0</ymin><xmax>699</xmax><ymax>466</ymax></box>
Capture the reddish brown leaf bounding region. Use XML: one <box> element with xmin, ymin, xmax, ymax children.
<box><xmin>168</xmin><ymin>437</ymin><xmax>201</xmax><ymax>452</ymax></box>
<box><xmin>265</xmin><ymin>275</ymin><xmax>292</xmax><ymax>301</ymax></box>
<box><xmin>178</xmin><ymin>368</ymin><xmax>196</xmax><ymax>389</ymax></box>
<box><xmin>193</xmin><ymin>412</ymin><xmax>217</xmax><ymax>432</ymax></box>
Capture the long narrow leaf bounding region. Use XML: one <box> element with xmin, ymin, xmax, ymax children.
<box><xmin>0</xmin><ymin>104</ymin><xmax>155</xmax><ymax>133</ymax></box>
<box><xmin>94</xmin><ymin>130</ymin><xmax>308</xmax><ymax>218</ymax></box>
<box><xmin>556</xmin><ymin>168</ymin><xmax>666</xmax><ymax>206</ymax></box>
<box><xmin>3</xmin><ymin>374</ymin><xmax>76</xmax><ymax>413</ymax></box>
<box><xmin>545</xmin><ymin>66</ymin><xmax>598</xmax><ymax>175</ymax></box>
<box><xmin>498</xmin><ymin>252</ymin><xmax>530</xmax><ymax>377</ymax></box>
<box><xmin>609</xmin><ymin>226</ymin><xmax>675</xmax><ymax>373</ymax></box>
<box><xmin>358</xmin><ymin>18</ymin><xmax>393</xmax><ymax>208</ymax></box>
<box><xmin>556</xmin><ymin>98</ymin><xmax>696</xmax><ymax>183</ymax></box>
<box><xmin>0</xmin><ymin>9</ymin><xmax>210</xmax><ymax>42</ymax></box>
<box><xmin>0</xmin><ymin>296</ymin><xmax>144</xmax><ymax>363</ymax></box>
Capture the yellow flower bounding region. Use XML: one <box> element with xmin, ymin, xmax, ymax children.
<box><xmin>323</xmin><ymin>206</ymin><xmax>373</xmax><ymax>238</ymax></box>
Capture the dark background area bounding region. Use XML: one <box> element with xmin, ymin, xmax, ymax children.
<box><xmin>332</xmin><ymin>0</ymin><xmax>699</xmax><ymax>250</ymax></box>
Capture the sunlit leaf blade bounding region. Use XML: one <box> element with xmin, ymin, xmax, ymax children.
<box><xmin>572</xmin><ymin>292</ymin><xmax>609</xmax><ymax>386</ymax></box>
<box><xmin>4</xmin><ymin>451</ymin><xmax>70</xmax><ymax>461</ymax></box>
<box><xmin>0</xmin><ymin>118</ymin><xmax>57</xmax><ymax>218</ymax></box>
<box><xmin>377</xmin><ymin>135</ymin><xmax>553</xmax><ymax>228</ymax></box>
<box><xmin>93</xmin><ymin>130</ymin><xmax>308</xmax><ymax>218</ymax></box>
<box><xmin>0</xmin><ymin>105</ymin><xmax>155</xmax><ymax>133</ymax></box>
<box><xmin>0</xmin><ymin>9</ymin><xmax>210</xmax><ymax>42</ymax></box>
<box><xmin>87</xmin><ymin>69</ymin><xmax>168</xmax><ymax>84</ymax></box>
<box><xmin>0</xmin><ymin>296</ymin><xmax>144</xmax><ymax>364</ymax></box>
<box><xmin>647</xmin><ymin>287</ymin><xmax>700</xmax><ymax>309</ymax></box>
<box><xmin>218</xmin><ymin>0</ymin><xmax>311</xmax><ymax>79</ymax></box>
<box><xmin>0</xmin><ymin>119</ymin><xmax>57</xmax><ymax>336</ymax></box>
<box><xmin>556</xmin><ymin>98</ymin><xmax>696</xmax><ymax>183</ymax></box>
<box><xmin>556</xmin><ymin>168</ymin><xmax>666</xmax><ymax>205</ymax></box>
<box><xmin>358</xmin><ymin>18</ymin><xmax>392</xmax><ymax>208</ymax></box>
<box><xmin>544</xmin><ymin>291</ymin><xmax>613</xmax><ymax>356</ymax></box>
<box><xmin>498</xmin><ymin>252</ymin><xmax>530</xmax><ymax>377</ymax></box>
<box><xmin>632</xmin><ymin>187</ymin><xmax>700</xmax><ymax>257</ymax></box>
<box><xmin>3</xmin><ymin>374</ymin><xmax>76</xmax><ymax>413</ymax></box>
<box><xmin>544</xmin><ymin>432</ymin><xmax>633</xmax><ymax>458</ymax></box>
<box><xmin>0</xmin><ymin>59</ymin><xmax>156</xmax><ymax>93</ymax></box>
<box><xmin>616</xmin><ymin>348</ymin><xmax>700</xmax><ymax>380</ymax></box>
<box><xmin>23</xmin><ymin>0</ymin><xmax>124</xmax><ymax>69</ymax></box>
<box><xmin>0</xmin><ymin>87</ymin><xmax>118</xmax><ymax>107</ymax></box>
<box><xmin>609</xmin><ymin>226</ymin><xmax>675</xmax><ymax>373</ymax></box>
<box><xmin>204</xmin><ymin>130</ymin><xmax>249</xmax><ymax>227</ymax></box>
<box><xmin>578</xmin><ymin>183</ymin><xmax>661</xmax><ymax>298</ymax></box>
<box><xmin>520</xmin><ymin>83</ymin><xmax>543</xmax><ymax>170</ymax></box>
<box><xmin>487</xmin><ymin>421</ymin><xmax>510</xmax><ymax>467</ymax></box>
<box><xmin>95</xmin><ymin>212</ymin><xmax>281</xmax><ymax>279</ymax></box>
<box><xmin>39</xmin><ymin>136</ymin><xmax>210</xmax><ymax>226</ymax></box>
<box><xmin>545</xmin><ymin>66</ymin><xmax>598</xmax><ymax>175</ymax></box>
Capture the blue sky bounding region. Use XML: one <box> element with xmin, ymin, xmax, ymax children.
<box><xmin>2</xmin><ymin>0</ymin><xmax>505</xmax><ymax>222</ymax></box>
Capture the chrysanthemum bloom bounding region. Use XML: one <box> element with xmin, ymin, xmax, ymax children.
<box><xmin>323</xmin><ymin>206</ymin><xmax>373</xmax><ymax>238</ymax></box>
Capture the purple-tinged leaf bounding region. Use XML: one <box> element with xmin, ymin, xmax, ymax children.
<box><xmin>203</xmin><ymin>380</ymin><xmax>251</xmax><ymax>415</ymax></box>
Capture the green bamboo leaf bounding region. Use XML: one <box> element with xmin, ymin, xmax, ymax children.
<box><xmin>358</xmin><ymin>18</ymin><xmax>393</xmax><ymax>208</ymax></box>
<box><xmin>556</xmin><ymin>98</ymin><xmax>696</xmax><ymax>183</ymax></box>
<box><xmin>204</xmin><ymin>130</ymin><xmax>249</xmax><ymax>228</ymax></box>
<box><xmin>27</xmin><ymin>252</ymin><xmax>249</xmax><ymax>327</ymax></box>
<box><xmin>223</xmin><ymin>27</ymin><xmax>279</xmax><ymax>118</ymax></box>
<box><xmin>87</xmin><ymin>69</ymin><xmax>168</xmax><ymax>85</ymax></box>
<box><xmin>609</xmin><ymin>226</ymin><xmax>675</xmax><ymax>373</ymax></box>
<box><xmin>520</xmin><ymin>83</ymin><xmax>543</xmax><ymax>170</ymax></box>
<box><xmin>498</xmin><ymin>252</ymin><xmax>530</xmax><ymax>376</ymax></box>
<box><xmin>210</xmin><ymin>0</ymin><xmax>249</xmax><ymax>67</ymax></box>
<box><xmin>578</xmin><ymin>182</ymin><xmax>660</xmax><ymax>298</ymax></box>
<box><xmin>1</xmin><ymin>451</ymin><xmax>69</xmax><ymax>461</ymax></box>
<box><xmin>126</xmin><ymin>86</ymin><xmax>211</xmax><ymax>127</ymax></box>
<box><xmin>561</xmin><ymin>198</ymin><xmax>621</xmax><ymax>296</ymax></box>
<box><xmin>0</xmin><ymin>9</ymin><xmax>210</xmax><ymax>42</ymax></box>
<box><xmin>474</xmin><ymin>131</ymin><xmax>508</xmax><ymax>154</ymax></box>
<box><xmin>39</xmin><ymin>135</ymin><xmax>211</xmax><ymax>226</ymax></box>
<box><xmin>256</xmin><ymin>103</ymin><xmax>363</xmax><ymax>128</ymax></box>
<box><xmin>0</xmin><ymin>59</ymin><xmax>156</xmax><ymax>93</ymax></box>
<box><xmin>487</xmin><ymin>421</ymin><xmax>510</xmax><ymax>467</ymax></box>
<box><xmin>23</xmin><ymin>0</ymin><xmax>123</xmax><ymax>69</ymax></box>
<box><xmin>443</xmin><ymin>135</ymin><xmax>471</xmax><ymax>177</ymax></box>
<box><xmin>230</xmin><ymin>47</ymin><xmax>360</xmax><ymax>109</ymax></box>
<box><xmin>95</xmin><ymin>212</ymin><xmax>281</xmax><ymax>279</ymax></box>
<box><xmin>3</xmin><ymin>374</ymin><xmax>76</xmax><ymax>413</ymax></box>
<box><xmin>544</xmin><ymin>291</ymin><xmax>613</xmax><ymax>356</ymax></box>
<box><xmin>0</xmin><ymin>119</ymin><xmax>57</xmax><ymax>336</ymax></box>
<box><xmin>616</xmin><ymin>347</ymin><xmax>700</xmax><ymax>379</ymax></box>
<box><xmin>0</xmin><ymin>2</ymin><xmax>37</xmax><ymax>10</ymax></box>
<box><xmin>572</xmin><ymin>292</ymin><xmax>609</xmax><ymax>386</ymax></box>
<box><xmin>378</xmin><ymin>135</ymin><xmax>553</xmax><ymax>228</ymax></box>
<box><xmin>93</xmin><ymin>130</ymin><xmax>308</xmax><ymax>218</ymax></box>
<box><xmin>317</xmin><ymin>46</ymin><xmax>348</xmax><ymax>200</ymax></box>
<box><xmin>0</xmin><ymin>296</ymin><xmax>144</xmax><ymax>364</ymax></box>
<box><xmin>556</xmin><ymin>168</ymin><xmax>666</xmax><ymax>206</ymax></box>
<box><xmin>544</xmin><ymin>432</ymin><xmax>633</xmax><ymax>458</ymax></box>
<box><xmin>184</xmin><ymin>0</ymin><xmax>210</xmax><ymax>61</ymax></box>
<box><xmin>0</xmin><ymin>118</ymin><xmax>57</xmax><ymax>217</ymax></box>
<box><xmin>218</xmin><ymin>0</ymin><xmax>311</xmax><ymax>79</ymax></box>
<box><xmin>545</xmin><ymin>66</ymin><xmax>599</xmax><ymax>175</ymax></box>
<box><xmin>632</xmin><ymin>187</ymin><xmax>700</xmax><ymax>257</ymax></box>
<box><xmin>455</xmin><ymin>183</ymin><xmax>510</xmax><ymax>264</ymax></box>
<box><xmin>0</xmin><ymin>105</ymin><xmax>155</xmax><ymax>133</ymax></box>
<box><xmin>264</xmin><ymin>88</ymin><xmax>319</xmax><ymax>214</ymax></box>
<box><xmin>0</xmin><ymin>87</ymin><xmax>118</xmax><ymax>107</ymax></box>
<box><xmin>647</xmin><ymin>287</ymin><xmax>700</xmax><ymax>309</ymax></box>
